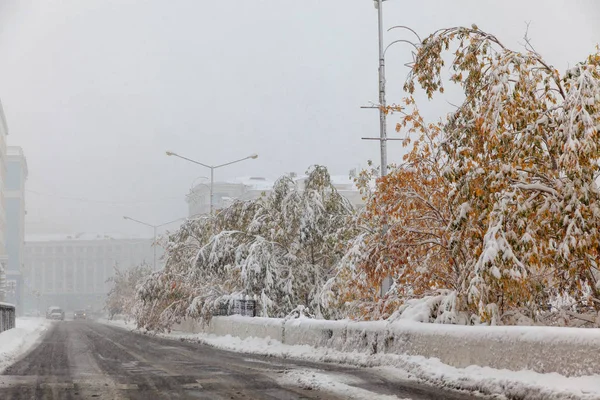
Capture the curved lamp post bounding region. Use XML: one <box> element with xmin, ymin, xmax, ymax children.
<box><xmin>166</xmin><ymin>151</ymin><xmax>258</xmax><ymax>215</ymax></box>
<box><xmin>122</xmin><ymin>216</ymin><xmax>184</xmax><ymax>271</ymax></box>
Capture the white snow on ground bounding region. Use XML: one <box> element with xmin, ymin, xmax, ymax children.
<box><xmin>280</xmin><ymin>369</ymin><xmax>408</xmax><ymax>400</ymax></box>
<box><xmin>0</xmin><ymin>318</ymin><xmax>51</xmax><ymax>372</ymax></box>
<box><xmin>163</xmin><ymin>332</ymin><xmax>600</xmax><ymax>400</ymax></box>
<box><xmin>100</xmin><ymin>319</ymin><xmax>600</xmax><ymax>400</ymax></box>
<box><xmin>98</xmin><ymin>318</ymin><xmax>133</xmax><ymax>331</ymax></box>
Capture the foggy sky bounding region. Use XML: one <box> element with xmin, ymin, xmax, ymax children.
<box><xmin>0</xmin><ymin>0</ymin><xmax>598</xmax><ymax>237</ymax></box>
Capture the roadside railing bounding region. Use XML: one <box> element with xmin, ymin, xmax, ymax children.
<box><xmin>0</xmin><ymin>302</ymin><xmax>15</xmax><ymax>332</ymax></box>
<box><xmin>214</xmin><ymin>299</ymin><xmax>256</xmax><ymax>317</ymax></box>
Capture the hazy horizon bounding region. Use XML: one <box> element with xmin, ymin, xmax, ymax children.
<box><xmin>0</xmin><ymin>0</ymin><xmax>598</xmax><ymax>237</ymax></box>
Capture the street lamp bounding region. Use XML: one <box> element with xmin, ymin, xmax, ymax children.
<box><xmin>376</xmin><ymin>0</ymin><xmax>388</xmax><ymax>177</ymax></box>
<box><xmin>122</xmin><ymin>216</ymin><xmax>185</xmax><ymax>271</ymax></box>
<box><xmin>371</xmin><ymin>0</ymin><xmax>412</xmax><ymax>297</ymax></box>
<box><xmin>366</xmin><ymin>1</ymin><xmax>420</xmax><ymax>179</ymax></box>
<box><xmin>166</xmin><ymin>151</ymin><xmax>258</xmax><ymax>215</ymax></box>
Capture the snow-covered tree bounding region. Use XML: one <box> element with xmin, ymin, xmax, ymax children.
<box><xmin>410</xmin><ymin>26</ymin><xmax>600</xmax><ymax>321</ymax></box>
<box><xmin>133</xmin><ymin>166</ymin><xmax>356</xmax><ymax>331</ymax></box>
<box><xmin>105</xmin><ymin>262</ymin><xmax>152</xmax><ymax>320</ymax></box>
<box><xmin>326</xmin><ymin>104</ymin><xmax>463</xmax><ymax>320</ymax></box>
<box><xmin>333</xmin><ymin>26</ymin><xmax>600</xmax><ymax>324</ymax></box>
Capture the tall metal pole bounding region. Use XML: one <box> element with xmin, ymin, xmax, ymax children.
<box><xmin>376</xmin><ymin>0</ymin><xmax>392</xmax><ymax>296</ymax></box>
<box><xmin>210</xmin><ymin>167</ymin><xmax>214</xmax><ymax>215</ymax></box>
<box><xmin>153</xmin><ymin>226</ymin><xmax>157</xmax><ymax>271</ymax></box>
<box><xmin>377</xmin><ymin>0</ymin><xmax>388</xmax><ymax>178</ymax></box>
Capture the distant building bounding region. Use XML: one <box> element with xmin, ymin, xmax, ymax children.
<box><xmin>186</xmin><ymin>172</ymin><xmax>365</xmax><ymax>217</ymax></box>
<box><xmin>186</xmin><ymin>177</ymin><xmax>275</xmax><ymax>216</ymax></box>
<box><xmin>0</xmin><ymin>102</ymin><xmax>9</xmax><ymax>301</ymax></box>
<box><xmin>5</xmin><ymin>146</ymin><xmax>27</xmax><ymax>310</ymax></box>
<box><xmin>295</xmin><ymin>173</ymin><xmax>365</xmax><ymax>210</ymax></box>
<box><xmin>23</xmin><ymin>233</ymin><xmax>157</xmax><ymax>312</ymax></box>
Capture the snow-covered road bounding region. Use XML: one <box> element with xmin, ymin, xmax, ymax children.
<box><xmin>0</xmin><ymin>320</ymin><xmax>480</xmax><ymax>399</ymax></box>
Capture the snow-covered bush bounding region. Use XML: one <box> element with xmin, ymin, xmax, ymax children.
<box><xmin>132</xmin><ymin>166</ymin><xmax>356</xmax><ymax>331</ymax></box>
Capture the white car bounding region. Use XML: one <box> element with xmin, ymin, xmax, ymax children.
<box><xmin>46</xmin><ymin>306</ymin><xmax>64</xmax><ymax>321</ymax></box>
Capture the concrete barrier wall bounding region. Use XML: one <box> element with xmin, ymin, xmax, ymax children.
<box><xmin>199</xmin><ymin>316</ymin><xmax>285</xmax><ymax>342</ymax></box>
<box><xmin>382</xmin><ymin>321</ymin><xmax>600</xmax><ymax>377</ymax></box>
<box><xmin>174</xmin><ymin>316</ymin><xmax>600</xmax><ymax>377</ymax></box>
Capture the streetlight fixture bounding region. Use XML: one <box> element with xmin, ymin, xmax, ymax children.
<box><xmin>165</xmin><ymin>151</ymin><xmax>258</xmax><ymax>215</ymax></box>
<box><xmin>122</xmin><ymin>216</ymin><xmax>185</xmax><ymax>271</ymax></box>
<box><xmin>364</xmin><ymin>1</ymin><xmax>419</xmax><ymax>178</ymax></box>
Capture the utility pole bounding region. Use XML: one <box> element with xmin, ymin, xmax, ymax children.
<box><xmin>153</xmin><ymin>226</ymin><xmax>157</xmax><ymax>273</ymax></box>
<box><xmin>370</xmin><ymin>0</ymin><xmax>392</xmax><ymax>296</ymax></box>
<box><xmin>362</xmin><ymin>0</ymin><xmax>392</xmax><ymax>176</ymax></box>
<box><xmin>377</xmin><ymin>0</ymin><xmax>388</xmax><ymax>178</ymax></box>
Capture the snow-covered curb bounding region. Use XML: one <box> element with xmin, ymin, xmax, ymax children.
<box><xmin>101</xmin><ymin>318</ymin><xmax>600</xmax><ymax>399</ymax></box>
<box><xmin>174</xmin><ymin>315</ymin><xmax>600</xmax><ymax>377</ymax></box>
<box><xmin>170</xmin><ymin>331</ymin><xmax>600</xmax><ymax>400</ymax></box>
<box><xmin>0</xmin><ymin>317</ymin><xmax>51</xmax><ymax>372</ymax></box>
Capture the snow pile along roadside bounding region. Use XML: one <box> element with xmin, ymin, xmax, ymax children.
<box><xmin>161</xmin><ymin>330</ymin><xmax>600</xmax><ymax>400</ymax></box>
<box><xmin>176</xmin><ymin>315</ymin><xmax>600</xmax><ymax>377</ymax></box>
<box><xmin>280</xmin><ymin>369</ymin><xmax>408</xmax><ymax>400</ymax></box>
<box><xmin>0</xmin><ymin>317</ymin><xmax>51</xmax><ymax>372</ymax></box>
<box><xmin>98</xmin><ymin>318</ymin><xmax>135</xmax><ymax>331</ymax></box>
<box><xmin>100</xmin><ymin>317</ymin><xmax>600</xmax><ymax>399</ymax></box>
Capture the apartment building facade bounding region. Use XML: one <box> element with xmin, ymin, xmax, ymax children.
<box><xmin>23</xmin><ymin>234</ymin><xmax>156</xmax><ymax>312</ymax></box>
<box><xmin>0</xmin><ymin>102</ymin><xmax>9</xmax><ymax>302</ymax></box>
<box><xmin>5</xmin><ymin>146</ymin><xmax>27</xmax><ymax>309</ymax></box>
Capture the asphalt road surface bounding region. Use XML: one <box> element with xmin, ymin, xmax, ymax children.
<box><xmin>0</xmin><ymin>321</ymin><xmax>481</xmax><ymax>399</ymax></box>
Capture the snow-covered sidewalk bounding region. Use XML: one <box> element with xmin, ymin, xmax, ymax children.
<box><xmin>0</xmin><ymin>318</ymin><xmax>51</xmax><ymax>372</ymax></box>
<box><xmin>101</xmin><ymin>318</ymin><xmax>600</xmax><ymax>399</ymax></box>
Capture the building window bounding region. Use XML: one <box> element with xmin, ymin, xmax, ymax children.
<box><xmin>86</xmin><ymin>264</ymin><xmax>94</xmax><ymax>292</ymax></box>
<box><xmin>6</xmin><ymin>162</ymin><xmax>21</xmax><ymax>191</ymax></box>
<box><xmin>44</xmin><ymin>263</ymin><xmax>52</xmax><ymax>292</ymax></box>
<box><xmin>65</xmin><ymin>263</ymin><xmax>74</xmax><ymax>293</ymax></box>
<box><xmin>76</xmin><ymin>262</ymin><xmax>84</xmax><ymax>293</ymax></box>
<box><xmin>55</xmin><ymin>264</ymin><xmax>64</xmax><ymax>291</ymax></box>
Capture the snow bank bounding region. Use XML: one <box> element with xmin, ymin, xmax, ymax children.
<box><xmin>0</xmin><ymin>317</ymin><xmax>51</xmax><ymax>372</ymax></box>
<box><xmin>279</xmin><ymin>369</ymin><xmax>407</xmax><ymax>400</ymax></box>
<box><xmin>101</xmin><ymin>316</ymin><xmax>600</xmax><ymax>399</ymax></box>
<box><xmin>283</xmin><ymin>317</ymin><xmax>346</xmax><ymax>348</ymax></box>
<box><xmin>384</xmin><ymin>320</ymin><xmax>600</xmax><ymax>377</ymax></box>
<box><xmin>99</xmin><ymin>318</ymin><xmax>135</xmax><ymax>331</ymax></box>
<box><xmin>176</xmin><ymin>316</ymin><xmax>600</xmax><ymax>377</ymax></box>
<box><xmin>165</xmin><ymin>329</ymin><xmax>600</xmax><ymax>400</ymax></box>
<box><xmin>210</xmin><ymin>316</ymin><xmax>284</xmax><ymax>341</ymax></box>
